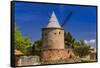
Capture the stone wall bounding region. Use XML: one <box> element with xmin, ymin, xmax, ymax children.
<box><xmin>42</xmin><ymin>28</ymin><xmax>64</xmax><ymax>50</ymax></box>
<box><xmin>16</xmin><ymin>56</ymin><xmax>40</xmax><ymax>66</ymax></box>
<box><xmin>15</xmin><ymin>49</ymin><xmax>78</xmax><ymax>66</ymax></box>
<box><xmin>40</xmin><ymin>49</ymin><xmax>75</xmax><ymax>63</ymax></box>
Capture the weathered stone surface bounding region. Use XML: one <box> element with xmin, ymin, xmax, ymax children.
<box><xmin>42</xmin><ymin>28</ymin><xmax>64</xmax><ymax>50</ymax></box>
<box><xmin>16</xmin><ymin>56</ymin><xmax>40</xmax><ymax>66</ymax></box>
<box><xmin>40</xmin><ymin>49</ymin><xmax>75</xmax><ymax>63</ymax></box>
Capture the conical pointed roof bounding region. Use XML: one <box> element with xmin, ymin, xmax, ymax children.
<box><xmin>46</xmin><ymin>11</ymin><xmax>61</xmax><ymax>28</ymax></box>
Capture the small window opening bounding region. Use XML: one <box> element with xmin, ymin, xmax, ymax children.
<box><xmin>45</xmin><ymin>33</ymin><xmax>47</xmax><ymax>36</ymax></box>
<box><xmin>68</xmin><ymin>50</ymin><xmax>70</xmax><ymax>54</ymax></box>
<box><xmin>59</xmin><ymin>32</ymin><xmax>61</xmax><ymax>34</ymax></box>
<box><xmin>69</xmin><ymin>54</ymin><xmax>72</xmax><ymax>58</ymax></box>
<box><xmin>54</xmin><ymin>33</ymin><xmax>56</xmax><ymax>35</ymax></box>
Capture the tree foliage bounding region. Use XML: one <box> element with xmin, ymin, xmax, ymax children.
<box><xmin>73</xmin><ymin>40</ymin><xmax>90</xmax><ymax>57</ymax></box>
<box><xmin>64</xmin><ymin>32</ymin><xmax>75</xmax><ymax>48</ymax></box>
<box><xmin>73</xmin><ymin>45</ymin><xmax>90</xmax><ymax>57</ymax></box>
<box><xmin>32</xmin><ymin>39</ymin><xmax>42</xmax><ymax>51</ymax></box>
<box><xmin>14</xmin><ymin>26</ymin><xmax>32</xmax><ymax>55</ymax></box>
<box><xmin>64</xmin><ymin>32</ymin><xmax>90</xmax><ymax>57</ymax></box>
<box><xmin>32</xmin><ymin>39</ymin><xmax>42</xmax><ymax>55</ymax></box>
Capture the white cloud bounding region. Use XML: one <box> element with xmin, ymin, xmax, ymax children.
<box><xmin>84</xmin><ymin>39</ymin><xmax>96</xmax><ymax>48</ymax></box>
<box><xmin>89</xmin><ymin>39</ymin><xmax>96</xmax><ymax>43</ymax></box>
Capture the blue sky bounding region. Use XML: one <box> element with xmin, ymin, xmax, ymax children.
<box><xmin>14</xmin><ymin>2</ymin><xmax>97</xmax><ymax>48</ymax></box>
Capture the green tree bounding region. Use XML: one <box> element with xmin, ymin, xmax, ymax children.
<box><xmin>32</xmin><ymin>39</ymin><xmax>42</xmax><ymax>55</ymax></box>
<box><xmin>32</xmin><ymin>39</ymin><xmax>42</xmax><ymax>50</ymax></box>
<box><xmin>15</xmin><ymin>26</ymin><xmax>32</xmax><ymax>55</ymax></box>
<box><xmin>73</xmin><ymin>40</ymin><xmax>90</xmax><ymax>57</ymax></box>
<box><xmin>64</xmin><ymin>32</ymin><xmax>75</xmax><ymax>48</ymax></box>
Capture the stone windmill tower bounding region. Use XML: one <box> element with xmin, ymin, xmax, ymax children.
<box><xmin>40</xmin><ymin>11</ymin><xmax>75</xmax><ymax>63</ymax></box>
<box><xmin>41</xmin><ymin>11</ymin><xmax>64</xmax><ymax>50</ymax></box>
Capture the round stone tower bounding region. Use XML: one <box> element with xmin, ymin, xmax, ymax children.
<box><xmin>41</xmin><ymin>11</ymin><xmax>64</xmax><ymax>50</ymax></box>
<box><xmin>40</xmin><ymin>12</ymin><xmax>76</xmax><ymax>63</ymax></box>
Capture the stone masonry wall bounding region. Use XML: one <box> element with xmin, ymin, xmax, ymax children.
<box><xmin>42</xmin><ymin>28</ymin><xmax>64</xmax><ymax>50</ymax></box>
<box><xmin>40</xmin><ymin>49</ymin><xmax>75</xmax><ymax>62</ymax></box>
<box><xmin>16</xmin><ymin>56</ymin><xmax>40</xmax><ymax>66</ymax></box>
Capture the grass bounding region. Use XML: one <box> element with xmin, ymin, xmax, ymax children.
<box><xmin>81</xmin><ymin>59</ymin><xmax>96</xmax><ymax>62</ymax></box>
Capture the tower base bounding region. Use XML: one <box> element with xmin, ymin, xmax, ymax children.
<box><xmin>40</xmin><ymin>49</ymin><xmax>77</xmax><ymax>64</ymax></box>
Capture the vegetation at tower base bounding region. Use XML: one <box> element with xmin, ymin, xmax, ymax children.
<box><xmin>14</xmin><ymin>26</ymin><xmax>32</xmax><ymax>55</ymax></box>
<box><xmin>73</xmin><ymin>44</ymin><xmax>90</xmax><ymax>57</ymax></box>
<box><xmin>32</xmin><ymin>39</ymin><xmax>42</xmax><ymax>55</ymax></box>
<box><xmin>64</xmin><ymin>32</ymin><xmax>75</xmax><ymax>48</ymax></box>
<box><xmin>64</xmin><ymin>32</ymin><xmax>90</xmax><ymax>57</ymax></box>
